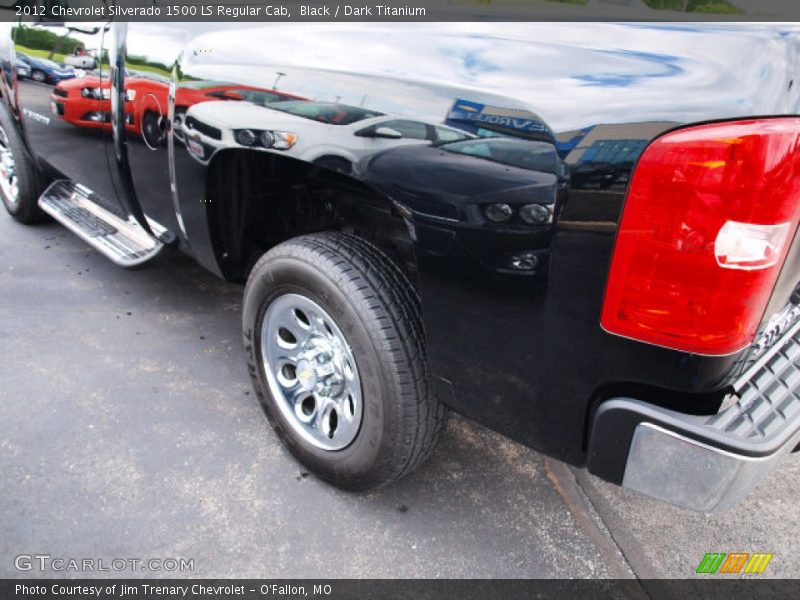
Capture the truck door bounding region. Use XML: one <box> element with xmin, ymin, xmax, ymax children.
<box><xmin>107</xmin><ymin>22</ymin><xmax>180</xmax><ymax>242</ymax></box>
<box><xmin>13</xmin><ymin>21</ymin><xmax>127</xmax><ymax>218</ymax></box>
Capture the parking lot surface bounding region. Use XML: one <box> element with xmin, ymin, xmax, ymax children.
<box><xmin>1</xmin><ymin>212</ymin><xmax>798</xmax><ymax>580</ymax></box>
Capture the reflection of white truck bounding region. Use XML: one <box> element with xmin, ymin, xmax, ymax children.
<box><xmin>182</xmin><ymin>100</ymin><xmax>472</xmax><ymax>172</ymax></box>
<box><xmin>63</xmin><ymin>52</ymin><xmax>96</xmax><ymax>70</ymax></box>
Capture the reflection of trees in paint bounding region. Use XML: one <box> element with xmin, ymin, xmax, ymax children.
<box><xmin>12</xmin><ymin>26</ymin><xmax>83</xmax><ymax>57</ymax></box>
<box><xmin>127</xmin><ymin>54</ymin><xmax>172</xmax><ymax>78</ymax></box>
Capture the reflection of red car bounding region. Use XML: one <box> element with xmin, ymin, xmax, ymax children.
<box><xmin>51</xmin><ymin>75</ymin><xmax>131</xmax><ymax>130</ymax></box>
<box><xmin>52</xmin><ymin>76</ymin><xmax>305</xmax><ymax>147</ymax></box>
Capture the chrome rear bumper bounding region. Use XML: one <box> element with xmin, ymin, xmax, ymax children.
<box><xmin>622</xmin><ymin>422</ymin><xmax>796</xmax><ymax>512</ymax></box>
<box><xmin>588</xmin><ymin>322</ymin><xmax>800</xmax><ymax>512</ymax></box>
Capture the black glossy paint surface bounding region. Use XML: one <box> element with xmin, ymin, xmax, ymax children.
<box><xmin>3</xmin><ymin>22</ymin><xmax>799</xmax><ymax>464</ymax></box>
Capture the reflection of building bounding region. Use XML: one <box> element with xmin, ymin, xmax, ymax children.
<box><xmin>557</xmin><ymin>121</ymin><xmax>676</xmax><ymax>165</ymax></box>
<box><xmin>555</xmin><ymin>121</ymin><xmax>682</xmax><ymax>228</ymax></box>
<box><xmin>445</xmin><ymin>98</ymin><xmax>555</xmax><ymax>144</ymax></box>
<box><xmin>555</xmin><ymin>126</ymin><xmax>591</xmax><ymax>158</ymax></box>
<box><xmin>557</xmin><ymin>121</ymin><xmax>677</xmax><ymax>189</ymax></box>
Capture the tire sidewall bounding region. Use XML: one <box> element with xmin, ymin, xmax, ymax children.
<box><xmin>243</xmin><ymin>254</ymin><xmax>394</xmax><ymax>487</ymax></box>
<box><xmin>142</xmin><ymin>111</ymin><xmax>165</xmax><ymax>148</ymax></box>
<box><xmin>0</xmin><ymin>103</ymin><xmax>39</xmax><ymax>221</ymax></box>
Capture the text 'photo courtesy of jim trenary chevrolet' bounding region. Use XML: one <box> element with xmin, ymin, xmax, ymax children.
<box><xmin>1</xmin><ymin>1</ymin><xmax>800</xmax><ymax>597</ymax></box>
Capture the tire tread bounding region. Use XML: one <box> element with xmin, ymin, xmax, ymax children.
<box><xmin>246</xmin><ymin>231</ymin><xmax>446</xmax><ymax>489</ymax></box>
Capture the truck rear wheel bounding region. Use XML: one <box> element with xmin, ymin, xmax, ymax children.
<box><xmin>243</xmin><ymin>232</ymin><xmax>446</xmax><ymax>490</ymax></box>
<box><xmin>0</xmin><ymin>104</ymin><xmax>42</xmax><ymax>224</ymax></box>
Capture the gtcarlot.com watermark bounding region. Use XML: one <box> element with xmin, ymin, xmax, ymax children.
<box><xmin>14</xmin><ymin>554</ymin><xmax>194</xmax><ymax>573</ymax></box>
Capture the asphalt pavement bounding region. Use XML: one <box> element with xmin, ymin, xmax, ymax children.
<box><xmin>1</xmin><ymin>210</ymin><xmax>798</xmax><ymax>581</ymax></box>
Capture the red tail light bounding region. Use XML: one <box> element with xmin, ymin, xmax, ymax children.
<box><xmin>601</xmin><ymin>118</ymin><xmax>800</xmax><ymax>355</ymax></box>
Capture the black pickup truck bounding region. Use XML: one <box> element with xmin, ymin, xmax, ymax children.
<box><xmin>1</xmin><ymin>20</ymin><xmax>799</xmax><ymax>512</ymax></box>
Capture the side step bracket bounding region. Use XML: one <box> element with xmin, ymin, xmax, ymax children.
<box><xmin>38</xmin><ymin>180</ymin><xmax>163</xmax><ymax>267</ymax></box>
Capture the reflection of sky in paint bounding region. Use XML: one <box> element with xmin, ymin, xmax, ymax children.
<box><xmin>186</xmin><ymin>63</ymin><xmax>534</xmax><ymax>126</ymax></box>
<box><xmin>622</xmin><ymin>23</ymin><xmax>800</xmax><ymax>36</ymax></box>
<box><xmin>453</xmin><ymin>49</ymin><xmax>501</xmax><ymax>78</ymax></box>
<box><xmin>573</xmin><ymin>50</ymin><xmax>683</xmax><ymax>87</ymax></box>
<box><xmin>12</xmin><ymin>22</ymin><xmax>799</xmax><ymax>132</ymax></box>
<box><xmin>173</xmin><ymin>23</ymin><xmax>800</xmax><ymax>131</ymax></box>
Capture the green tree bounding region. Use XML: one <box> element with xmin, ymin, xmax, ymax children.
<box><xmin>641</xmin><ymin>0</ymin><xmax>743</xmax><ymax>13</ymax></box>
<box><xmin>12</xmin><ymin>25</ymin><xmax>83</xmax><ymax>55</ymax></box>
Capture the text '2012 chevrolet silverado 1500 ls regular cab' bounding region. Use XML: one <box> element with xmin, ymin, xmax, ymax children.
<box><xmin>1</xmin><ymin>20</ymin><xmax>799</xmax><ymax>512</ymax></box>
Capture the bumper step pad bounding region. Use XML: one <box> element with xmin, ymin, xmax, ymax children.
<box><xmin>709</xmin><ymin>323</ymin><xmax>800</xmax><ymax>442</ymax></box>
<box><xmin>38</xmin><ymin>180</ymin><xmax>163</xmax><ymax>267</ymax></box>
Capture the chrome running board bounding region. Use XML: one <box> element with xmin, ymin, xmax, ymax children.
<box><xmin>38</xmin><ymin>180</ymin><xmax>163</xmax><ymax>267</ymax></box>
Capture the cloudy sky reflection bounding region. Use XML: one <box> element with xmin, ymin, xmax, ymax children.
<box><xmin>15</xmin><ymin>22</ymin><xmax>799</xmax><ymax>133</ymax></box>
<box><xmin>170</xmin><ymin>23</ymin><xmax>799</xmax><ymax>132</ymax></box>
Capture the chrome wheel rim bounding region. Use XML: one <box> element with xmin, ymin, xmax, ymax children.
<box><xmin>261</xmin><ymin>293</ymin><xmax>363</xmax><ymax>450</ymax></box>
<box><xmin>0</xmin><ymin>126</ymin><xmax>18</xmax><ymax>206</ymax></box>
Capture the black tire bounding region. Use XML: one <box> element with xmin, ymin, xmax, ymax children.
<box><xmin>31</xmin><ymin>70</ymin><xmax>46</xmax><ymax>83</ymax></box>
<box><xmin>243</xmin><ymin>232</ymin><xmax>446</xmax><ymax>490</ymax></box>
<box><xmin>0</xmin><ymin>102</ymin><xmax>43</xmax><ymax>224</ymax></box>
<box><xmin>141</xmin><ymin>110</ymin><xmax>165</xmax><ymax>148</ymax></box>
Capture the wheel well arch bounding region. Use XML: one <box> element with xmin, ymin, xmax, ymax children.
<box><xmin>203</xmin><ymin>148</ymin><xmax>418</xmax><ymax>284</ymax></box>
<box><xmin>311</xmin><ymin>154</ymin><xmax>353</xmax><ymax>173</ymax></box>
